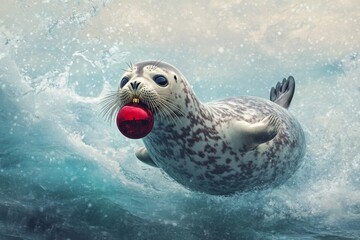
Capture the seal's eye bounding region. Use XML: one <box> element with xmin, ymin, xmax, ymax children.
<box><xmin>120</xmin><ymin>77</ymin><xmax>129</xmax><ymax>88</ymax></box>
<box><xmin>153</xmin><ymin>75</ymin><xmax>168</xmax><ymax>87</ymax></box>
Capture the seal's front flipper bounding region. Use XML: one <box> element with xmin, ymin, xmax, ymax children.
<box><xmin>135</xmin><ymin>147</ymin><xmax>158</xmax><ymax>167</ymax></box>
<box><xmin>231</xmin><ymin>114</ymin><xmax>281</xmax><ymax>151</ymax></box>
<box><xmin>270</xmin><ymin>76</ymin><xmax>295</xmax><ymax>109</ymax></box>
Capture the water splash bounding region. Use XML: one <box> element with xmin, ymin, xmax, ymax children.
<box><xmin>1</xmin><ymin>1</ymin><xmax>360</xmax><ymax>239</ymax></box>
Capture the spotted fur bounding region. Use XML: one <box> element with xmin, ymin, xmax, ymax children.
<box><xmin>112</xmin><ymin>61</ymin><xmax>306</xmax><ymax>195</ymax></box>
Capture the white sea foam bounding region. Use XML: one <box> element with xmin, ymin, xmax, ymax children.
<box><xmin>0</xmin><ymin>1</ymin><xmax>359</xmax><ymax>239</ymax></box>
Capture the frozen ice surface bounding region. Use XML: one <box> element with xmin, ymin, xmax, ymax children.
<box><xmin>0</xmin><ymin>1</ymin><xmax>359</xmax><ymax>239</ymax></box>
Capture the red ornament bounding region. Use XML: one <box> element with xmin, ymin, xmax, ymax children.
<box><xmin>116</xmin><ymin>102</ymin><xmax>154</xmax><ymax>139</ymax></box>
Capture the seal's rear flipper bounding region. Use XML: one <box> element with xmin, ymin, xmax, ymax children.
<box><xmin>270</xmin><ymin>76</ymin><xmax>295</xmax><ymax>109</ymax></box>
<box><xmin>135</xmin><ymin>147</ymin><xmax>158</xmax><ymax>167</ymax></box>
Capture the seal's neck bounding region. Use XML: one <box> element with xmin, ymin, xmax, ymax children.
<box><xmin>152</xmin><ymin>79</ymin><xmax>213</xmax><ymax>132</ymax></box>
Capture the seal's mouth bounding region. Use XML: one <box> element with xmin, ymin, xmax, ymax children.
<box><xmin>99</xmin><ymin>87</ymin><xmax>184</xmax><ymax>124</ymax></box>
<box><xmin>130</xmin><ymin>97</ymin><xmax>151</xmax><ymax>111</ymax></box>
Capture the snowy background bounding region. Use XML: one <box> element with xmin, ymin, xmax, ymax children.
<box><xmin>0</xmin><ymin>1</ymin><xmax>359</xmax><ymax>239</ymax></box>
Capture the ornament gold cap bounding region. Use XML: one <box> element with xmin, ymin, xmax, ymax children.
<box><xmin>132</xmin><ymin>98</ymin><xmax>140</xmax><ymax>103</ymax></box>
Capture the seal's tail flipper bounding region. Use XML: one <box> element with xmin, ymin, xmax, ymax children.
<box><xmin>270</xmin><ymin>76</ymin><xmax>295</xmax><ymax>109</ymax></box>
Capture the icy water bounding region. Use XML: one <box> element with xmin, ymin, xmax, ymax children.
<box><xmin>1</xmin><ymin>1</ymin><xmax>360</xmax><ymax>239</ymax></box>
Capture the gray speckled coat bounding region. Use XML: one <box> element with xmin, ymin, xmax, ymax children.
<box><xmin>142</xmin><ymin>73</ymin><xmax>305</xmax><ymax>195</ymax></box>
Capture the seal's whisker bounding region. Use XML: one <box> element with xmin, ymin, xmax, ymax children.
<box><xmin>138</xmin><ymin>88</ymin><xmax>179</xmax><ymax>123</ymax></box>
<box><xmin>155</xmin><ymin>57</ymin><xmax>164</xmax><ymax>69</ymax></box>
<box><xmin>159</xmin><ymin>95</ymin><xmax>185</xmax><ymax>116</ymax></box>
<box><xmin>98</xmin><ymin>91</ymin><xmax>118</xmax><ymax>110</ymax></box>
<box><xmin>125</xmin><ymin>61</ymin><xmax>135</xmax><ymax>72</ymax></box>
<box><xmin>161</xmin><ymin>103</ymin><xmax>181</xmax><ymax>123</ymax></box>
<box><xmin>148</xmin><ymin>100</ymin><xmax>169</xmax><ymax>123</ymax></box>
<box><xmin>150</xmin><ymin>57</ymin><xmax>165</xmax><ymax>71</ymax></box>
<box><xmin>98</xmin><ymin>90</ymin><xmax>122</xmax><ymax>123</ymax></box>
<box><xmin>120</xmin><ymin>90</ymin><xmax>131</xmax><ymax>102</ymax></box>
<box><xmin>155</xmin><ymin>95</ymin><xmax>182</xmax><ymax>124</ymax></box>
<box><xmin>125</xmin><ymin>61</ymin><xmax>131</xmax><ymax>70</ymax></box>
<box><xmin>157</xmin><ymin>103</ymin><xmax>174</xmax><ymax>122</ymax></box>
<box><xmin>147</xmin><ymin>97</ymin><xmax>167</xmax><ymax>122</ymax></box>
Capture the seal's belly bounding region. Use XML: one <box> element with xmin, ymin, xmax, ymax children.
<box><xmin>144</xmin><ymin>96</ymin><xmax>305</xmax><ymax>195</ymax></box>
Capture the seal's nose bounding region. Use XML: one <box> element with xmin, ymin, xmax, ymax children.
<box><xmin>130</xmin><ymin>81</ymin><xmax>141</xmax><ymax>90</ymax></box>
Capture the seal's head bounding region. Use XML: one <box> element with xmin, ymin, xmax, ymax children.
<box><xmin>100</xmin><ymin>61</ymin><xmax>187</xmax><ymax>124</ymax></box>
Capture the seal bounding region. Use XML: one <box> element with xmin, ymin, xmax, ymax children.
<box><xmin>100</xmin><ymin>60</ymin><xmax>306</xmax><ymax>195</ymax></box>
